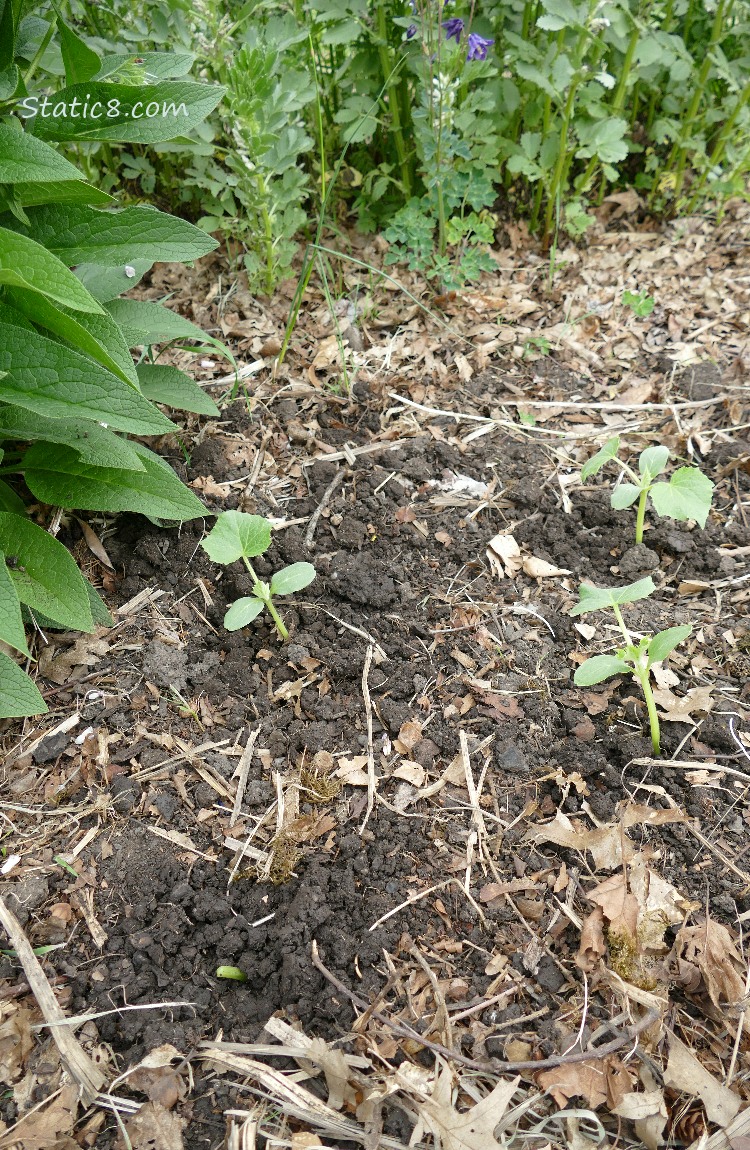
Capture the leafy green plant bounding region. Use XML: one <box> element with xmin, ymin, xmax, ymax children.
<box><xmin>570</xmin><ymin>577</ymin><xmax>691</xmax><ymax>755</ymax></box>
<box><xmin>581</xmin><ymin>438</ymin><xmax>714</xmax><ymax>545</ymax></box>
<box><xmin>201</xmin><ymin>512</ymin><xmax>316</xmax><ymax>641</ymax></box>
<box><xmin>0</xmin><ymin>2</ymin><xmax>225</xmax><ymax>717</ymax></box>
<box><xmin>621</xmin><ymin>289</ymin><xmax>655</xmax><ymax>317</ymax></box>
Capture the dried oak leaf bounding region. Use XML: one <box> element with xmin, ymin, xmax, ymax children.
<box><xmin>404</xmin><ymin>1061</ymin><xmax>519</xmax><ymax>1150</ymax></box>
<box><xmin>670</xmin><ymin>917</ymin><xmax>745</xmax><ymax>1007</ymax></box>
<box><xmin>576</xmin><ymin>905</ymin><xmax>607</xmax><ymax>972</ymax></box>
<box><xmin>665</xmin><ymin>1033</ymin><xmax>740</xmax><ymax>1127</ymax></box>
<box><xmin>537</xmin><ymin>1056</ymin><xmax>633</xmax><ymax>1110</ymax></box>
<box><xmin>588</xmin><ymin>873</ymin><xmax>639</xmax><ymax>944</ymax></box>
<box><xmin>120</xmin><ymin>1101</ymin><xmax>185</xmax><ymax>1150</ymax></box>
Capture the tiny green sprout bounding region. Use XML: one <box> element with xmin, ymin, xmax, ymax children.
<box><xmin>570</xmin><ymin>577</ymin><xmax>692</xmax><ymax>756</ymax></box>
<box><xmin>621</xmin><ymin>290</ymin><xmax>655</xmax><ymax>318</ymax></box>
<box><xmin>201</xmin><ymin>511</ymin><xmax>316</xmax><ymax>641</ymax></box>
<box><xmin>216</xmin><ymin>965</ymin><xmax>247</xmax><ymax>981</ymax></box>
<box><xmin>581</xmin><ymin>437</ymin><xmax>714</xmax><ymax>545</ymax></box>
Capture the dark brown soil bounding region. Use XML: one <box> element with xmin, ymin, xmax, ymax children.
<box><xmin>2</xmin><ymin>362</ymin><xmax>749</xmax><ymax>1148</ymax></box>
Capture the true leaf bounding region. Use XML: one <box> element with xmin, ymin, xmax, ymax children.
<box><xmin>136</xmin><ymin>364</ymin><xmax>219</xmax><ymax>415</ymax></box>
<box><xmin>224</xmin><ymin>597</ymin><xmax>264</xmax><ymax>631</ymax></box>
<box><xmin>0</xmin><ymin>226</ymin><xmax>105</xmax><ymax>313</ymax></box>
<box><xmin>0</xmin><ymin>406</ymin><xmax>145</xmax><ymax>470</ymax></box>
<box><xmin>570</xmin><ymin>577</ymin><xmax>655</xmax><ymax>615</ymax></box>
<box><xmin>0</xmin><ymin>322</ymin><xmax>175</xmax><ymax>435</ymax></box>
<box><xmin>2</xmin><ymin>202</ymin><xmax>218</xmax><ymax>265</ymax></box>
<box><xmin>0</xmin><ymin>480</ymin><xmax>26</xmax><ymax>515</ymax></box>
<box><xmin>0</xmin><ymin>551</ymin><xmax>29</xmax><ymax>655</ymax></box>
<box><xmin>581</xmin><ymin>436</ymin><xmax>619</xmax><ymax>482</ymax></box>
<box><xmin>270</xmin><ymin>562</ymin><xmax>316</xmax><ymax>596</ymax></box>
<box><xmin>9</xmin><ymin>180</ymin><xmax>115</xmax><ymax>208</ymax></box>
<box><xmin>93</xmin><ymin>52</ymin><xmax>196</xmax><ymax>81</ymax></box>
<box><xmin>23</xmin><ymin>441</ymin><xmax>205</xmax><ymax>520</ymax></box>
<box><xmin>108</xmin><ymin>299</ymin><xmax>211</xmax><ymax>346</ymax></box>
<box><xmin>647</xmin><ymin>624</ymin><xmax>692</xmax><ymax>666</ymax></box>
<box><xmin>611</xmin><ymin>482</ymin><xmax>641</xmax><ymax>509</ymax></box>
<box><xmin>638</xmin><ymin>445</ymin><xmax>670</xmax><ymax>479</ymax></box>
<box><xmin>650</xmin><ymin>468</ymin><xmax>714</xmax><ymax>527</ymax></box>
<box><xmin>28</xmin><ymin>81</ymin><xmax>225</xmax><ymax>144</ymax></box>
<box><xmin>201</xmin><ymin>512</ymin><xmax>271</xmax><ymax>564</ymax></box>
<box><xmin>0</xmin><ymin>124</ymin><xmax>83</xmax><ymax>183</ymax></box>
<box><xmin>0</xmin><ymin>512</ymin><xmax>93</xmax><ymax>632</ymax></box>
<box><xmin>0</xmin><ymin>650</ymin><xmax>47</xmax><ymax>717</ymax></box>
<box><xmin>74</xmin><ymin>259</ymin><xmax>152</xmax><ymax>302</ymax></box>
<box><xmin>574</xmin><ymin>654</ymin><xmax>628</xmax><ymax>686</ymax></box>
<box><xmin>57</xmin><ymin>16</ymin><xmax>100</xmax><ymax>85</ymax></box>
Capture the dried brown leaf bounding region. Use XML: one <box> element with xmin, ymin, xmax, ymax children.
<box><xmin>588</xmin><ymin>873</ymin><xmax>639</xmax><ymax>942</ymax></box>
<box><xmin>671</xmin><ymin>917</ymin><xmax>745</xmax><ymax>1007</ymax></box>
<box><xmin>537</xmin><ymin>1056</ymin><xmax>633</xmax><ymax>1110</ymax></box>
<box><xmin>486</xmin><ymin>533</ymin><xmax>522</xmax><ymax>579</ymax></box>
<box><xmin>120</xmin><ymin>1101</ymin><xmax>185</xmax><ymax>1150</ymax></box>
<box><xmin>0</xmin><ymin>1082</ymin><xmax>79</xmax><ymax>1150</ymax></box>
<box><xmin>653</xmin><ymin>685</ymin><xmax>714</xmax><ymax>722</ymax></box>
<box><xmin>665</xmin><ymin>1033</ymin><xmax>741</xmax><ymax>1127</ymax></box>
<box><xmin>576</xmin><ymin>906</ymin><xmax>607</xmax><ymax>972</ymax></box>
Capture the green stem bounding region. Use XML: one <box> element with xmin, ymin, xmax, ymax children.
<box><xmin>579</xmin><ymin>15</ymin><xmax>642</xmax><ymax>194</ymax></box>
<box><xmin>543</xmin><ymin>81</ymin><xmax>580</xmax><ymax>242</ymax></box>
<box><xmin>637</xmin><ymin>667</ymin><xmax>661</xmax><ymax>754</ymax></box>
<box><xmin>686</xmin><ymin>80</ymin><xmax>750</xmax><ymax>209</ymax></box>
<box><xmin>243</xmin><ymin>558</ymin><xmax>288</xmax><ymax>640</ymax></box>
<box><xmin>635</xmin><ymin>486</ymin><xmax>649</xmax><ymax>544</ymax></box>
<box><xmin>23</xmin><ymin>16</ymin><xmax>57</xmax><ymax>87</ymax></box>
<box><xmin>375</xmin><ymin>4</ymin><xmax>411</xmax><ymax>196</ymax></box>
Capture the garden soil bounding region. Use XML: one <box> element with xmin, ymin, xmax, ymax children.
<box><xmin>1</xmin><ymin>209</ymin><xmax>750</xmax><ymax>1149</ymax></box>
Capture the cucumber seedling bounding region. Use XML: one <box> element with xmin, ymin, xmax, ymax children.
<box><xmin>581</xmin><ymin>437</ymin><xmax>713</xmax><ymax>545</ymax></box>
<box><xmin>570</xmin><ymin>577</ymin><xmax>691</xmax><ymax>756</ymax></box>
<box><xmin>201</xmin><ymin>511</ymin><xmax>315</xmax><ymax>641</ymax></box>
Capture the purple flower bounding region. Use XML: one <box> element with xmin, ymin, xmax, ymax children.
<box><xmin>466</xmin><ymin>32</ymin><xmax>494</xmax><ymax>60</ymax></box>
<box><xmin>442</xmin><ymin>17</ymin><xmax>464</xmax><ymax>42</ymax></box>
<box><xmin>406</xmin><ymin>23</ymin><xmax>417</xmax><ymax>37</ymax></box>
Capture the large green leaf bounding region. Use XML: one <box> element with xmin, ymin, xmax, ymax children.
<box><xmin>2</xmin><ymin>203</ymin><xmax>218</xmax><ymax>265</ymax></box>
<box><xmin>0</xmin><ymin>405</ymin><xmax>145</xmax><ymax>470</ymax></box>
<box><xmin>57</xmin><ymin>15</ymin><xmax>101</xmax><ymax>85</ymax></box>
<box><xmin>94</xmin><ymin>52</ymin><xmax>196</xmax><ymax>81</ymax></box>
<box><xmin>28</xmin><ymin>81</ymin><xmax>225</xmax><ymax>144</ymax></box>
<box><xmin>0</xmin><ymin>512</ymin><xmax>93</xmax><ymax>631</ymax></box>
<box><xmin>0</xmin><ymin>322</ymin><xmax>175</xmax><ymax>435</ymax></box>
<box><xmin>201</xmin><ymin>512</ymin><xmax>271</xmax><ymax>564</ymax></box>
<box><xmin>0</xmin><ymin>479</ymin><xmax>27</xmax><ymax>515</ymax></box>
<box><xmin>0</xmin><ymin>124</ymin><xmax>83</xmax><ymax>183</ymax></box>
<box><xmin>0</xmin><ymin>226</ymin><xmax>105</xmax><ymax>313</ymax></box>
<box><xmin>0</xmin><ymin>650</ymin><xmax>47</xmax><ymax>718</ymax></box>
<box><xmin>0</xmin><ymin>550</ymin><xmax>29</xmax><ymax>655</ymax></box>
<box><xmin>136</xmin><ymin>364</ymin><xmax>219</xmax><ymax>415</ymax></box>
<box><xmin>7</xmin><ymin>288</ymin><xmax>139</xmax><ymax>386</ymax></box>
<box><xmin>24</xmin><ymin>441</ymin><xmax>205</xmax><ymax>520</ymax></box>
<box><xmin>74</xmin><ymin>259</ymin><xmax>152</xmax><ymax>301</ymax></box>
<box><xmin>10</xmin><ymin>181</ymin><xmax>115</xmax><ymax>207</ymax></box>
<box><xmin>650</xmin><ymin>468</ymin><xmax>714</xmax><ymax>528</ymax></box>
<box><xmin>107</xmin><ymin>299</ymin><xmax>213</xmax><ymax>346</ymax></box>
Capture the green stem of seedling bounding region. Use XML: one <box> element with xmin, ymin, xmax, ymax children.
<box><xmin>242</xmin><ymin>558</ymin><xmax>289</xmax><ymax>640</ymax></box>
<box><xmin>638</xmin><ymin>669</ymin><xmax>661</xmax><ymax>755</ymax></box>
<box><xmin>635</xmin><ymin>486</ymin><xmax>649</xmax><ymax>544</ymax></box>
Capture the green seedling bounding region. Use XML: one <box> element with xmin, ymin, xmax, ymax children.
<box><xmin>201</xmin><ymin>512</ymin><xmax>316</xmax><ymax>641</ymax></box>
<box><xmin>581</xmin><ymin>437</ymin><xmax>714</xmax><ymax>545</ymax></box>
<box><xmin>570</xmin><ymin>577</ymin><xmax>691</xmax><ymax>756</ymax></box>
<box><xmin>621</xmin><ymin>290</ymin><xmax>655</xmax><ymax>318</ymax></box>
<box><xmin>216</xmin><ymin>965</ymin><xmax>247</xmax><ymax>981</ymax></box>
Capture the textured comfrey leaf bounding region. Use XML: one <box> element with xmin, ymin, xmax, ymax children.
<box><xmin>24</xmin><ymin>442</ymin><xmax>205</xmax><ymax>520</ymax></box>
<box><xmin>7</xmin><ymin>288</ymin><xmax>139</xmax><ymax>386</ymax></box>
<box><xmin>2</xmin><ymin>203</ymin><xmax>217</xmax><ymax>265</ymax></box>
<box><xmin>10</xmin><ymin>180</ymin><xmax>114</xmax><ymax>208</ymax></box>
<box><xmin>201</xmin><ymin>512</ymin><xmax>272</xmax><ymax>565</ymax></box>
<box><xmin>0</xmin><ymin>405</ymin><xmax>144</xmax><ymax>471</ymax></box>
<box><xmin>57</xmin><ymin>16</ymin><xmax>101</xmax><ymax>85</ymax></box>
<box><xmin>0</xmin><ymin>552</ymin><xmax>29</xmax><ymax>656</ymax></box>
<box><xmin>0</xmin><ymin>124</ymin><xmax>83</xmax><ymax>184</ymax></box>
<box><xmin>107</xmin><ymin>299</ymin><xmax>212</xmax><ymax>346</ymax></box>
<box><xmin>0</xmin><ymin>322</ymin><xmax>175</xmax><ymax>435</ymax></box>
<box><xmin>638</xmin><ymin>445</ymin><xmax>670</xmax><ymax>480</ymax></box>
<box><xmin>574</xmin><ymin>654</ymin><xmax>629</xmax><ymax>686</ymax></box>
<box><xmin>569</xmin><ymin>577</ymin><xmax>655</xmax><ymax>616</ymax></box>
<box><xmin>28</xmin><ymin>81</ymin><xmax>225</xmax><ymax>144</ymax></box>
<box><xmin>136</xmin><ymin>364</ymin><xmax>219</xmax><ymax>416</ymax></box>
<box><xmin>270</xmin><ymin>562</ymin><xmax>316</xmax><ymax>597</ymax></box>
<box><xmin>0</xmin><ymin>650</ymin><xmax>47</xmax><ymax>718</ymax></box>
<box><xmin>650</xmin><ymin>467</ymin><xmax>714</xmax><ymax>527</ymax></box>
<box><xmin>581</xmin><ymin>436</ymin><xmax>619</xmax><ymax>482</ymax></box>
<box><xmin>74</xmin><ymin>259</ymin><xmax>152</xmax><ymax>302</ymax></box>
<box><xmin>224</xmin><ymin>596</ymin><xmax>264</xmax><ymax>631</ymax></box>
<box><xmin>0</xmin><ymin>226</ymin><xmax>104</xmax><ymax>313</ymax></box>
<box><xmin>610</xmin><ymin>482</ymin><xmax>641</xmax><ymax>509</ymax></box>
<box><xmin>94</xmin><ymin>52</ymin><xmax>196</xmax><ymax>81</ymax></box>
<box><xmin>647</xmin><ymin>624</ymin><xmax>692</xmax><ymax>667</ymax></box>
<box><xmin>0</xmin><ymin>512</ymin><xmax>93</xmax><ymax>632</ymax></box>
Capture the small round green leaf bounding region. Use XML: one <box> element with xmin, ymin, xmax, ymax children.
<box><xmin>224</xmin><ymin>596</ymin><xmax>264</xmax><ymax>631</ymax></box>
<box><xmin>638</xmin><ymin>445</ymin><xmax>669</xmax><ymax>480</ymax></box>
<box><xmin>611</xmin><ymin>482</ymin><xmax>641</xmax><ymax>510</ymax></box>
<box><xmin>270</xmin><ymin>562</ymin><xmax>316</xmax><ymax>597</ymax></box>
<box><xmin>574</xmin><ymin>654</ymin><xmax>628</xmax><ymax>686</ymax></box>
<box><xmin>201</xmin><ymin>512</ymin><xmax>272</xmax><ymax>565</ymax></box>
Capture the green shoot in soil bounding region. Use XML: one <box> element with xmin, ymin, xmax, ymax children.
<box><xmin>570</xmin><ymin>577</ymin><xmax>691</xmax><ymax>756</ymax></box>
<box><xmin>201</xmin><ymin>512</ymin><xmax>315</xmax><ymax>641</ymax></box>
<box><xmin>581</xmin><ymin>438</ymin><xmax>714</xmax><ymax>545</ymax></box>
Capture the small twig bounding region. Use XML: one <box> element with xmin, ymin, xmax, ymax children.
<box><xmin>231</xmin><ymin>727</ymin><xmax>260</xmax><ymax>827</ymax></box>
<box><xmin>304</xmin><ymin>468</ymin><xmax>345</xmax><ymax>549</ymax></box>
<box><xmin>298</xmin><ymin>604</ymin><xmax>387</xmax><ymax>662</ymax></box>
<box><xmin>311</xmin><ymin>942</ymin><xmax>658</xmax><ymax>1074</ymax></box>
<box><xmin>388</xmin><ymin>390</ymin><xmax>730</xmax><ymax>419</ymax></box>
<box><xmin>359</xmin><ymin>644</ymin><xmax>376</xmax><ymax>835</ymax></box>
